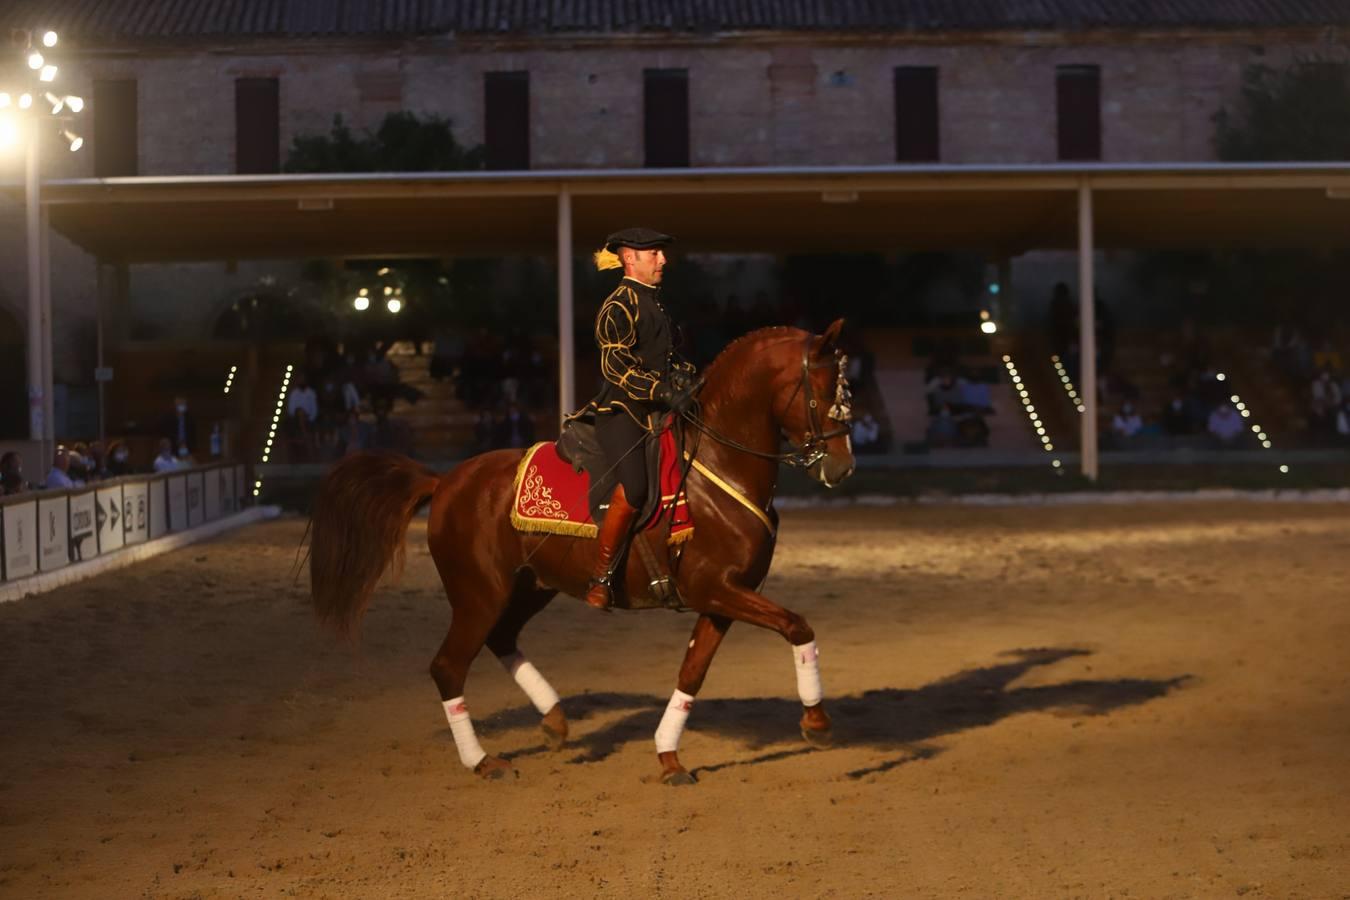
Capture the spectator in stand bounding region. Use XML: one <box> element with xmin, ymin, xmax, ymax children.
<box><xmin>317</xmin><ymin>377</ymin><xmax>346</xmax><ymax>428</ymax></box>
<box><xmin>927</xmin><ymin>404</ymin><xmax>959</xmax><ymax>448</ymax></box>
<box><xmin>1162</xmin><ymin>393</ymin><xmax>1193</xmax><ymax>436</ymax></box>
<box><xmin>925</xmin><ymin>367</ymin><xmax>968</xmax><ymax>415</ymax></box>
<box><xmin>1207</xmin><ymin>403</ymin><xmax>1245</xmax><ymax>448</ymax></box>
<box><xmin>67</xmin><ymin>442</ymin><xmax>92</xmax><ymax>484</ymax></box>
<box><xmin>153</xmin><ymin>438</ymin><xmax>179</xmax><ymax>473</ymax></box>
<box><xmin>160</xmin><ymin>395</ymin><xmax>197</xmax><ymax>456</ymax></box>
<box><xmin>106</xmin><ymin>440</ymin><xmax>132</xmax><ymax>476</ymax></box>
<box><xmin>370</xmin><ymin>396</ymin><xmax>413</xmax><ymax>456</ymax></box>
<box><xmin>45</xmin><ymin>446</ymin><xmax>76</xmax><ymax>489</ymax></box>
<box><xmin>493</xmin><ymin>403</ymin><xmax>536</xmax><ymax>450</ymax></box>
<box><xmin>1</xmin><ymin>451</ymin><xmax>25</xmax><ymax>495</ymax></box>
<box><xmin>851</xmin><ymin>409</ymin><xmax>882</xmax><ymax>454</ymax></box>
<box><xmin>1336</xmin><ymin>398</ymin><xmax>1350</xmax><ymax>444</ymax></box>
<box><xmin>287</xmin><ymin>370</ymin><xmax>319</xmax><ymax>460</ymax></box>
<box><xmin>87</xmin><ymin>441</ymin><xmax>108</xmax><ymax>480</ymax></box>
<box><xmin>175</xmin><ymin>441</ymin><xmax>196</xmax><ymax>468</ymax></box>
<box><xmin>1310</xmin><ymin>367</ymin><xmax>1344</xmax><ymax>434</ymax></box>
<box><xmin>338</xmin><ymin>409</ymin><xmax>373</xmax><ymax>456</ymax></box>
<box><xmin>1110</xmin><ymin>401</ymin><xmax>1144</xmax><ymax>444</ymax></box>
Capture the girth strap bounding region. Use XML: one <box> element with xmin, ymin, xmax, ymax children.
<box><xmin>684</xmin><ymin>453</ymin><xmax>775</xmax><ymax>536</ymax></box>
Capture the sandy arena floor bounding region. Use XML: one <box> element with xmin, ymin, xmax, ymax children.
<box><xmin>1</xmin><ymin>502</ymin><xmax>1347</xmax><ymax>899</ymax></box>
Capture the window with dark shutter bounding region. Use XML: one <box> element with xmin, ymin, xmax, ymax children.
<box><xmin>236</xmin><ymin>78</ymin><xmax>280</xmax><ymax>174</ymax></box>
<box><xmin>644</xmin><ymin>69</ymin><xmax>690</xmax><ymax>168</ymax></box>
<box><xmin>93</xmin><ymin>80</ymin><xmax>137</xmax><ymax>177</ymax></box>
<box><xmin>484</xmin><ymin>71</ymin><xmax>530</xmax><ymax>170</ymax></box>
<box><xmin>894</xmin><ymin>66</ymin><xmax>939</xmax><ymax>162</ymax></box>
<box><xmin>1057</xmin><ymin>65</ymin><xmax>1101</xmax><ymax>161</ymax></box>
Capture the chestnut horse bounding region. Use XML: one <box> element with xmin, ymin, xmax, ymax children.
<box><xmin>308</xmin><ymin>321</ymin><xmax>855</xmax><ymax>784</ymax></box>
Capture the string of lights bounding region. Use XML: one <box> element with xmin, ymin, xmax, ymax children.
<box><xmin>1050</xmin><ymin>355</ymin><xmax>1087</xmax><ymax>413</ymax></box>
<box><xmin>1218</xmin><ymin>374</ymin><xmax>1288</xmax><ymax>475</ymax></box>
<box><xmin>253</xmin><ymin>364</ymin><xmax>293</xmax><ymax>498</ymax></box>
<box><xmin>222</xmin><ymin>364</ymin><xmax>238</xmax><ymax>395</ymax></box>
<box><xmin>1002</xmin><ymin>354</ymin><xmax>1063</xmax><ymax>470</ymax></box>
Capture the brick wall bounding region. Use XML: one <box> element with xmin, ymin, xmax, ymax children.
<box><xmin>0</xmin><ymin>28</ymin><xmax>1341</xmax><ymax>430</ymax></box>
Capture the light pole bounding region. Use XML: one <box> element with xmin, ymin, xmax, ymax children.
<box><xmin>1</xmin><ymin>29</ymin><xmax>84</xmax><ymax>467</ymax></box>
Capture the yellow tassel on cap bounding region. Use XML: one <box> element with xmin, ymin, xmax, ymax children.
<box><xmin>593</xmin><ymin>248</ymin><xmax>622</xmax><ymax>271</ymax></box>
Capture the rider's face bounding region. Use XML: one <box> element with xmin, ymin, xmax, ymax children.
<box><xmin>623</xmin><ymin>248</ymin><xmax>666</xmax><ymax>285</ymax></box>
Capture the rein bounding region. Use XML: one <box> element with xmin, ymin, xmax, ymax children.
<box><xmin>680</xmin><ymin>335</ymin><xmax>852</xmax><ymax>470</ymax></box>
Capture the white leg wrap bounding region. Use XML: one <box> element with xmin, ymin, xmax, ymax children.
<box><xmin>443</xmin><ymin>697</ymin><xmax>487</xmax><ymax>769</ymax></box>
<box><xmin>793</xmin><ymin>641</ymin><xmax>823</xmax><ymax>707</ymax></box>
<box><xmin>498</xmin><ymin>651</ymin><xmax>561</xmax><ymax>716</ymax></box>
<box><xmin>654</xmin><ymin>689</ymin><xmax>695</xmax><ymax>754</ymax></box>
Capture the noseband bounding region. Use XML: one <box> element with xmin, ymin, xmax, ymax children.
<box><xmin>683</xmin><ymin>335</ymin><xmax>852</xmax><ymax>469</ymax></box>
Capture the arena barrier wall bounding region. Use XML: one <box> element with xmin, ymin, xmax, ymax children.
<box><xmin>0</xmin><ymin>462</ymin><xmax>251</xmax><ymax>594</ymax></box>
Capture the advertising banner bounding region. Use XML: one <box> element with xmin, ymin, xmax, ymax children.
<box><xmin>68</xmin><ymin>491</ymin><xmax>98</xmax><ymax>562</ymax></box>
<box><xmin>37</xmin><ymin>496</ymin><xmax>69</xmax><ymax>572</ymax></box>
<box><xmin>2</xmin><ymin>500</ymin><xmax>38</xmax><ymax>580</ymax></box>
<box><xmin>96</xmin><ymin>487</ymin><xmax>125</xmax><ymax>553</ymax></box>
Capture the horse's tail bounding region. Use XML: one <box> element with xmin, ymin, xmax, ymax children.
<box><xmin>309</xmin><ymin>451</ymin><xmax>441</xmax><ymax>639</ymax></box>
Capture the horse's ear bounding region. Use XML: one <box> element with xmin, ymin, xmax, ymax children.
<box><xmin>813</xmin><ymin>318</ymin><xmax>845</xmax><ymax>356</ymax></box>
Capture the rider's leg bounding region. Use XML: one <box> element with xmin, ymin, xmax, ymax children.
<box><xmin>586</xmin><ymin>412</ymin><xmax>649</xmax><ymax>609</ymax></box>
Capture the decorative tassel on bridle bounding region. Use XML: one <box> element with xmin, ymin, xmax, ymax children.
<box><xmin>828</xmin><ymin>354</ymin><xmax>853</xmax><ymax>424</ymax></box>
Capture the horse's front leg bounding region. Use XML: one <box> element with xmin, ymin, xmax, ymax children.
<box><xmin>656</xmin><ymin>613</ymin><xmax>732</xmax><ymax>785</ymax></box>
<box><xmin>702</xmin><ymin>583</ymin><xmax>833</xmax><ymax>748</ymax></box>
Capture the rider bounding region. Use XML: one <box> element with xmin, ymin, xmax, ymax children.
<box><xmin>581</xmin><ymin>227</ymin><xmax>696</xmax><ymax>610</ymax></box>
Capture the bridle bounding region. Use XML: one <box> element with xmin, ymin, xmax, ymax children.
<box><xmin>681</xmin><ymin>334</ymin><xmax>853</xmax><ymax>469</ymax></box>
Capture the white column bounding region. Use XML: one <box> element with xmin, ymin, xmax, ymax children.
<box><xmin>557</xmin><ymin>187</ymin><xmax>575</xmax><ymax>425</ymax></box>
<box><xmin>1077</xmin><ymin>180</ymin><xmax>1098</xmax><ymax>482</ymax></box>
<box><xmin>25</xmin><ymin>126</ymin><xmax>43</xmax><ymax>451</ymax></box>
<box><xmin>96</xmin><ymin>262</ymin><xmax>109</xmax><ymax>447</ymax></box>
<box><xmin>41</xmin><ymin>203</ymin><xmax>54</xmax><ymax>446</ymax></box>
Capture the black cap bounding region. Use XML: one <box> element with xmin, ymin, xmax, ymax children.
<box><xmin>604</xmin><ymin>227</ymin><xmax>675</xmax><ymax>251</ymax></box>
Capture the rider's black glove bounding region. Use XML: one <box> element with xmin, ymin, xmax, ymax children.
<box><xmin>669</xmin><ymin>367</ymin><xmax>696</xmax><ymax>394</ymax></box>
<box><xmin>654</xmin><ymin>380</ymin><xmax>695</xmax><ymax>415</ymax></box>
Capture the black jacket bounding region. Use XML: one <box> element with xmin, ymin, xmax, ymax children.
<box><xmin>587</xmin><ymin>277</ymin><xmax>690</xmax><ymax>428</ymax></box>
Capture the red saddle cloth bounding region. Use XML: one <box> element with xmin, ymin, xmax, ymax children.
<box><xmin>510</xmin><ymin>429</ymin><xmax>693</xmax><ymax>544</ymax></box>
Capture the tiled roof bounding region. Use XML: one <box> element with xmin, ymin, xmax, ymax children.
<box><xmin>4</xmin><ymin>0</ymin><xmax>1348</xmax><ymax>41</ymax></box>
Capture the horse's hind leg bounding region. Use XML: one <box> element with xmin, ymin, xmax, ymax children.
<box><xmin>429</xmin><ymin>606</ymin><xmax>517</xmax><ymax>780</ymax></box>
<box><xmin>485</xmin><ymin>580</ymin><xmax>566</xmax><ymax>751</ymax></box>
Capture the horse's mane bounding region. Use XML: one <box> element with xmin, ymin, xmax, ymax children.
<box><xmin>701</xmin><ymin>325</ymin><xmax>807</xmax><ymax>384</ymax></box>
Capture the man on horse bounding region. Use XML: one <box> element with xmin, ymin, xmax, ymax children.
<box><xmin>581</xmin><ymin>227</ymin><xmax>696</xmax><ymax>610</ymax></box>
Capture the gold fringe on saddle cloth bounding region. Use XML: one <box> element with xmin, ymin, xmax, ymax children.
<box><xmin>508</xmin><ymin>442</ymin><xmax>694</xmax><ymax>545</ymax></box>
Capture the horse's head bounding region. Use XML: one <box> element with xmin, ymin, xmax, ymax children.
<box><xmin>772</xmin><ymin>318</ymin><xmax>856</xmax><ymax>488</ymax></box>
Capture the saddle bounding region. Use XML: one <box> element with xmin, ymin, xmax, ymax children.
<box><xmin>509</xmin><ymin>415</ymin><xmax>693</xmax><ymax>609</ymax></box>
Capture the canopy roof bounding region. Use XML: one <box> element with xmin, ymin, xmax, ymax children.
<box><xmin>30</xmin><ymin>163</ymin><xmax>1350</xmax><ymax>263</ymax></box>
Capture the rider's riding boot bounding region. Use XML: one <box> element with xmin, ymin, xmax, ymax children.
<box><xmin>585</xmin><ymin>484</ymin><xmax>640</xmax><ymax>610</ymax></box>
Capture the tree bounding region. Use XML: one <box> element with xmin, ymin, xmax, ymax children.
<box><xmin>1214</xmin><ymin>60</ymin><xmax>1350</xmax><ymax>161</ymax></box>
<box><xmin>284</xmin><ymin>112</ymin><xmax>484</xmax><ymax>173</ymax></box>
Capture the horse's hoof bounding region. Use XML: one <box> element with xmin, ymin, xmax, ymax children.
<box><xmin>540</xmin><ymin>706</ymin><xmax>568</xmax><ymax>752</ymax></box>
<box><xmin>474</xmin><ymin>756</ymin><xmax>516</xmax><ymax>780</ymax></box>
<box><xmin>801</xmin><ymin>727</ymin><xmax>834</xmax><ymax>750</ymax></box>
<box><xmin>661</xmin><ymin>769</ymin><xmax>697</xmax><ymax>786</ymax></box>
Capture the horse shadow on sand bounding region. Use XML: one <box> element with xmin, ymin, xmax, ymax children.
<box><xmin>477</xmin><ymin>647</ymin><xmax>1190</xmax><ymax>780</ymax></box>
